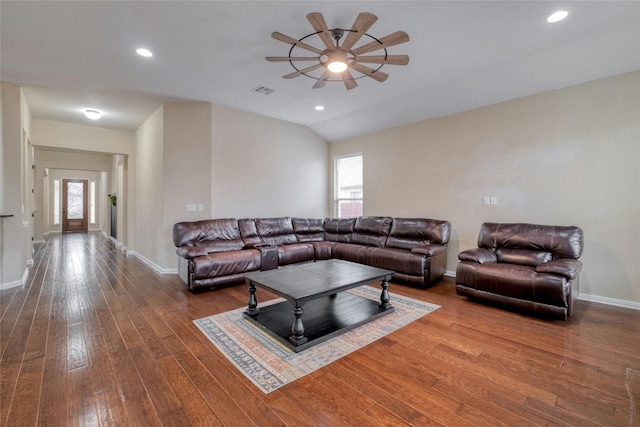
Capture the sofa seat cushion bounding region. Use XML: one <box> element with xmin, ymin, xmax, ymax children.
<box><xmin>193</xmin><ymin>249</ymin><xmax>261</xmax><ymax>280</ymax></box>
<box><xmin>365</xmin><ymin>247</ymin><xmax>426</xmax><ymax>276</ymax></box>
<box><xmin>277</xmin><ymin>243</ymin><xmax>315</xmax><ymax>266</ymax></box>
<box><xmin>496</xmin><ymin>248</ymin><xmax>552</xmax><ymax>266</ymax></box>
<box><xmin>456</xmin><ymin>261</ymin><xmax>569</xmax><ymax>308</ymax></box>
<box><xmin>332</xmin><ymin>243</ymin><xmax>368</xmax><ymax>264</ymax></box>
<box><xmin>176</xmin><ymin>240</ymin><xmax>245</xmax><ymax>259</ymax></box>
<box><xmin>312</xmin><ymin>241</ymin><xmax>333</xmax><ymax>260</ymax></box>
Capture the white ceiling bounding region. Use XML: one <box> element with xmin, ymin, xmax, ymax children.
<box><xmin>2</xmin><ymin>1</ymin><xmax>639</xmax><ymax>142</ymax></box>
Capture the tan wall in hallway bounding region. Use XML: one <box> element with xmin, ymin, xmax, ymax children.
<box><xmin>330</xmin><ymin>71</ymin><xmax>640</xmax><ymax>303</ymax></box>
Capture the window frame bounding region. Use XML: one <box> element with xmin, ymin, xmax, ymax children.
<box><xmin>333</xmin><ymin>152</ymin><xmax>363</xmax><ymax>218</ymax></box>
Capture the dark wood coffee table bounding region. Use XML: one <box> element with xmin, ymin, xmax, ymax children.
<box><xmin>243</xmin><ymin>259</ymin><xmax>394</xmax><ymax>352</ymax></box>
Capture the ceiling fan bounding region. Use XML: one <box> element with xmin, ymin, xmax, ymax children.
<box><xmin>266</xmin><ymin>12</ymin><xmax>410</xmax><ymax>90</ymax></box>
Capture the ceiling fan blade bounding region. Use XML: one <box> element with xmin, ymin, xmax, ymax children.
<box><xmin>351</xmin><ymin>31</ymin><xmax>410</xmax><ymax>56</ymax></box>
<box><xmin>313</xmin><ymin>70</ymin><xmax>332</xmax><ymax>89</ymax></box>
<box><xmin>341</xmin><ymin>70</ymin><xmax>358</xmax><ymax>90</ymax></box>
<box><xmin>340</xmin><ymin>12</ymin><xmax>378</xmax><ymax>51</ymax></box>
<box><xmin>283</xmin><ymin>63</ymin><xmax>324</xmax><ymax>79</ymax></box>
<box><xmin>306</xmin><ymin>12</ymin><xmax>335</xmax><ymax>49</ymax></box>
<box><xmin>351</xmin><ymin>63</ymin><xmax>389</xmax><ymax>82</ymax></box>
<box><xmin>354</xmin><ymin>54</ymin><xmax>409</xmax><ymax>65</ymax></box>
<box><xmin>271</xmin><ymin>32</ymin><xmax>323</xmax><ymax>55</ymax></box>
<box><xmin>266</xmin><ymin>56</ymin><xmax>319</xmax><ymax>62</ymax></box>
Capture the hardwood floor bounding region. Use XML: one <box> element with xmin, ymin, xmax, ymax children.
<box><xmin>1</xmin><ymin>232</ymin><xmax>639</xmax><ymax>426</ymax></box>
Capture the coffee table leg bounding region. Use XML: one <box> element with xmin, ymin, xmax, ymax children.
<box><xmin>289</xmin><ymin>304</ymin><xmax>308</xmax><ymax>346</ymax></box>
<box><xmin>245</xmin><ymin>281</ymin><xmax>259</xmax><ymax>317</ymax></box>
<box><xmin>379</xmin><ymin>277</ymin><xmax>392</xmax><ymax>311</ymax></box>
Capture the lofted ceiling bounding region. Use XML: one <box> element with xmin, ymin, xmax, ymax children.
<box><xmin>2</xmin><ymin>1</ymin><xmax>639</xmax><ymax>143</ymax></box>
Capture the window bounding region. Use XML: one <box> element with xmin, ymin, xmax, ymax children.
<box><xmin>53</xmin><ymin>179</ymin><xmax>60</xmax><ymax>225</ymax></box>
<box><xmin>89</xmin><ymin>181</ymin><xmax>96</xmax><ymax>224</ymax></box>
<box><xmin>334</xmin><ymin>153</ymin><xmax>363</xmax><ymax>218</ymax></box>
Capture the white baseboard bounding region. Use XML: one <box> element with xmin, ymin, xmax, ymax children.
<box><xmin>128</xmin><ymin>250</ymin><xmax>178</xmax><ymax>275</ymax></box>
<box><xmin>33</xmin><ymin>239</ymin><xmax>45</xmax><ymax>244</ymax></box>
<box><xmin>578</xmin><ymin>293</ymin><xmax>640</xmax><ymax>311</ymax></box>
<box><xmin>0</xmin><ymin>268</ymin><xmax>29</xmax><ymax>290</ymax></box>
<box><xmin>444</xmin><ymin>270</ymin><xmax>456</xmax><ymax>277</ymax></box>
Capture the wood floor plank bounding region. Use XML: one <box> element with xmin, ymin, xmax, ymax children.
<box><xmin>1</xmin><ymin>231</ymin><xmax>638</xmax><ymax>426</ymax></box>
<box><xmin>155</xmin><ymin>354</ymin><xmax>224</xmax><ymax>426</ymax></box>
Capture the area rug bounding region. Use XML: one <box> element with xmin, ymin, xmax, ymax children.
<box><xmin>193</xmin><ymin>285</ymin><xmax>440</xmax><ymax>393</ymax></box>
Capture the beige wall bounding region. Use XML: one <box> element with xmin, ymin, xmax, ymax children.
<box><xmin>330</xmin><ymin>71</ymin><xmax>640</xmax><ymax>303</ymax></box>
<box><xmin>1</xmin><ymin>82</ymin><xmax>32</xmax><ymax>288</ymax></box>
<box><xmin>134</xmin><ymin>105</ymin><xmax>164</xmax><ymax>266</ymax></box>
<box><xmin>210</xmin><ymin>104</ymin><xmax>328</xmax><ymax>219</ymax></box>
<box><xmin>162</xmin><ymin>102</ymin><xmax>212</xmax><ymax>267</ymax></box>
<box><xmin>32</xmin><ymin>119</ymin><xmax>134</xmax><ymax>155</ymax></box>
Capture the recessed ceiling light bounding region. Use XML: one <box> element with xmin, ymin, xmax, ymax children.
<box><xmin>547</xmin><ymin>11</ymin><xmax>568</xmax><ymax>23</ymax></box>
<box><xmin>136</xmin><ymin>48</ymin><xmax>153</xmax><ymax>57</ymax></box>
<box><xmin>315</xmin><ymin>106</ymin><xmax>325</xmax><ymax>111</ymax></box>
<box><xmin>84</xmin><ymin>109</ymin><xmax>101</xmax><ymax>120</ymax></box>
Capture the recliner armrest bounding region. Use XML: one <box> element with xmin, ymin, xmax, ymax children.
<box><xmin>458</xmin><ymin>248</ymin><xmax>497</xmax><ymax>264</ymax></box>
<box><xmin>176</xmin><ymin>246</ymin><xmax>208</xmax><ymax>259</ymax></box>
<box><xmin>411</xmin><ymin>244</ymin><xmax>446</xmax><ymax>257</ymax></box>
<box><xmin>536</xmin><ymin>259</ymin><xmax>582</xmax><ymax>280</ymax></box>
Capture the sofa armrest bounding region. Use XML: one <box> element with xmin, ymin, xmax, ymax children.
<box><xmin>411</xmin><ymin>244</ymin><xmax>446</xmax><ymax>257</ymax></box>
<box><xmin>176</xmin><ymin>246</ymin><xmax>208</xmax><ymax>259</ymax></box>
<box><xmin>458</xmin><ymin>248</ymin><xmax>497</xmax><ymax>264</ymax></box>
<box><xmin>536</xmin><ymin>259</ymin><xmax>583</xmax><ymax>280</ymax></box>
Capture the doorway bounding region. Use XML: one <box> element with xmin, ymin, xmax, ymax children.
<box><xmin>62</xmin><ymin>179</ymin><xmax>88</xmax><ymax>232</ymax></box>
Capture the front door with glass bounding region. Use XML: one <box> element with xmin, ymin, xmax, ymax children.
<box><xmin>62</xmin><ymin>179</ymin><xmax>88</xmax><ymax>232</ymax></box>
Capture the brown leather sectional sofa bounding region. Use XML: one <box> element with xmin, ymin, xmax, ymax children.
<box><xmin>172</xmin><ymin>216</ymin><xmax>451</xmax><ymax>291</ymax></box>
<box><xmin>455</xmin><ymin>222</ymin><xmax>584</xmax><ymax>319</ymax></box>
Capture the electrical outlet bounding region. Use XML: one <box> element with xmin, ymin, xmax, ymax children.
<box><xmin>186</xmin><ymin>204</ymin><xmax>197</xmax><ymax>212</ymax></box>
<box><xmin>490</xmin><ymin>196</ymin><xmax>498</xmax><ymax>205</ymax></box>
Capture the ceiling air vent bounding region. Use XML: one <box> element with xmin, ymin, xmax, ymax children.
<box><xmin>252</xmin><ymin>85</ymin><xmax>275</xmax><ymax>95</ymax></box>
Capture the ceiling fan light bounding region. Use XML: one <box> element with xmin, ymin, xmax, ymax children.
<box><xmin>325</xmin><ymin>50</ymin><xmax>349</xmax><ymax>73</ymax></box>
<box><xmin>84</xmin><ymin>109</ymin><xmax>101</xmax><ymax>120</ymax></box>
<box><xmin>327</xmin><ymin>61</ymin><xmax>348</xmax><ymax>73</ymax></box>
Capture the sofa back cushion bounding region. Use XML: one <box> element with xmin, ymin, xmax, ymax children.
<box><xmin>255</xmin><ymin>217</ymin><xmax>297</xmax><ymax>246</ymax></box>
<box><xmin>172</xmin><ymin>218</ymin><xmax>244</xmax><ymax>251</ymax></box>
<box><xmin>292</xmin><ymin>217</ymin><xmax>325</xmax><ymax>242</ymax></box>
<box><xmin>324</xmin><ymin>218</ymin><xmax>356</xmax><ymax>243</ymax></box>
<box><xmin>239</xmin><ymin>218</ymin><xmax>261</xmax><ymax>246</ymax></box>
<box><xmin>479</xmin><ymin>222</ymin><xmax>584</xmax><ymax>260</ymax></box>
<box><xmin>386</xmin><ymin>218</ymin><xmax>451</xmax><ymax>250</ymax></box>
<box><xmin>350</xmin><ymin>216</ymin><xmax>392</xmax><ymax>247</ymax></box>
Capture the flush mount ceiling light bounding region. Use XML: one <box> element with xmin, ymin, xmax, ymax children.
<box><xmin>314</xmin><ymin>105</ymin><xmax>325</xmax><ymax>111</ymax></box>
<box><xmin>84</xmin><ymin>109</ymin><xmax>102</xmax><ymax>120</ymax></box>
<box><xmin>547</xmin><ymin>10</ymin><xmax>569</xmax><ymax>23</ymax></box>
<box><xmin>266</xmin><ymin>12</ymin><xmax>410</xmax><ymax>90</ymax></box>
<box><xmin>136</xmin><ymin>48</ymin><xmax>153</xmax><ymax>57</ymax></box>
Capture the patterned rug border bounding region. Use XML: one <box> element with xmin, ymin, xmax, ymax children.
<box><xmin>194</xmin><ymin>285</ymin><xmax>440</xmax><ymax>393</ymax></box>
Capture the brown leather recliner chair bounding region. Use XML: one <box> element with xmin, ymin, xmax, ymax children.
<box><xmin>455</xmin><ymin>222</ymin><xmax>584</xmax><ymax>319</ymax></box>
